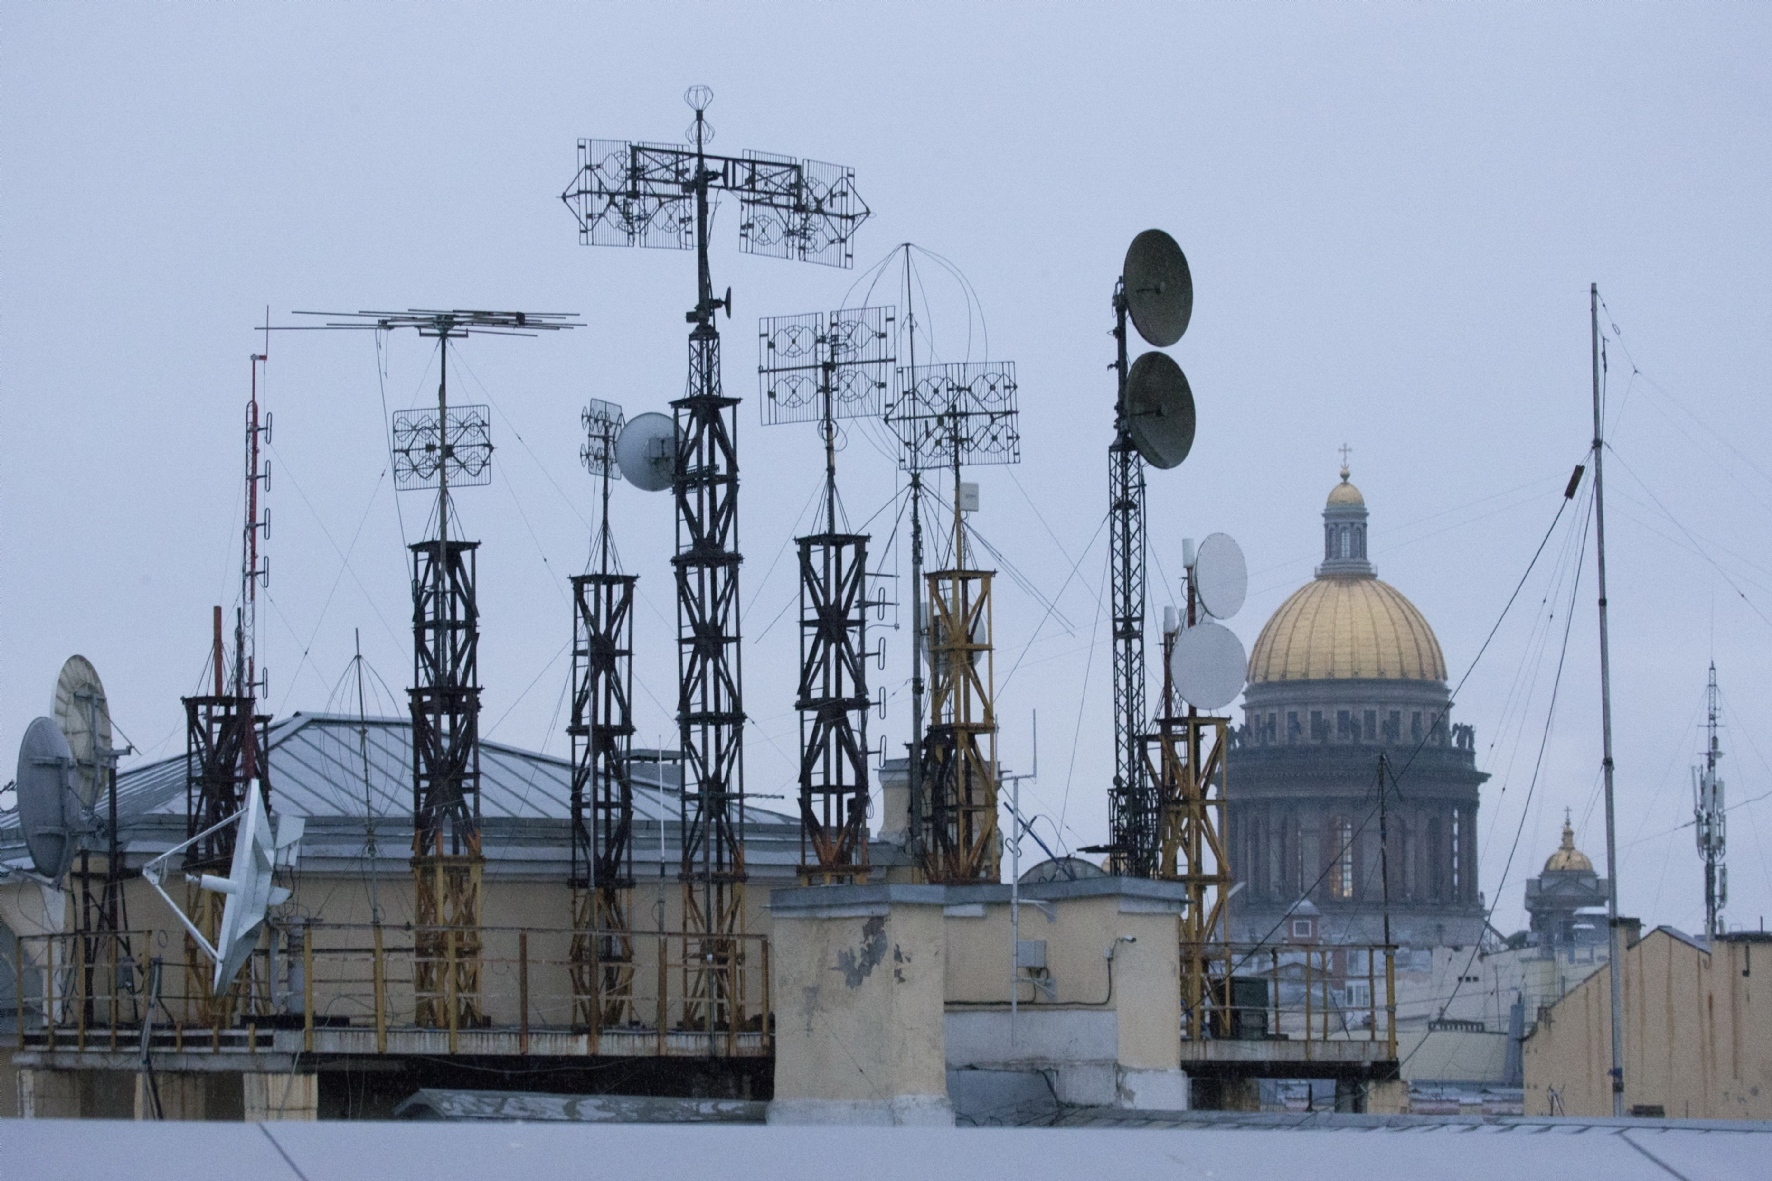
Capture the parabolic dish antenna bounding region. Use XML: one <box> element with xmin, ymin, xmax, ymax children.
<box><xmin>1193</xmin><ymin>533</ymin><xmax>1248</xmax><ymax>621</ymax></box>
<box><xmin>52</xmin><ymin>655</ymin><xmax>111</xmax><ymax>809</ymax></box>
<box><xmin>615</xmin><ymin>412</ymin><xmax>676</xmax><ymax>492</ymax></box>
<box><xmin>1123</xmin><ymin>229</ymin><xmax>1193</xmax><ymax>348</ymax></box>
<box><xmin>16</xmin><ymin>717</ymin><xmax>77</xmax><ymax>880</ymax></box>
<box><xmin>1125</xmin><ymin>352</ymin><xmax>1195</xmax><ymax>470</ymax></box>
<box><xmin>1169</xmin><ymin>620</ymin><xmax>1247</xmax><ymax>712</ymax></box>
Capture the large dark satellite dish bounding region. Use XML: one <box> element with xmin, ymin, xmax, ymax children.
<box><xmin>614</xmin><ymin>412</ymin><xmax>676</xmax><ymax>492</ymax></box>
<box><xmin>17</xmin><ymin>717</ymin><xmax>77</xmax><ymax>880</ymax></box>
<box><xmin>1123</xmin><ymin>229</ymin><xmax>1193</xmax><ymax>348</ymax></box>
<box><xmin>1124</xmin><ymin>352</ymin><xmax>1195</xmax><ymax>470</ymax></box>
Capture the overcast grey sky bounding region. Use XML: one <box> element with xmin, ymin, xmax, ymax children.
<box><xmin>5</xmin><ymin>4</ymin><xmax>1771</xmax><ymax>937</ymax></box>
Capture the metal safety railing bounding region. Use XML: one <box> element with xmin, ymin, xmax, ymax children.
<box><xmin>1181</xmin><ymin>942</ymin><xmax>1399</xmax><ymax>1058</ymax></box>
<box><xmin>14</xmin><ymin>924</ymin><xmax>771</xmax><ymax>1059</ymax></box>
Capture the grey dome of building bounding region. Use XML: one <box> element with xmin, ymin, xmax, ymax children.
<box><xmin>1226</xmin><ymin>466</ymin><xmax>1487</xmax><ymax>949</ymax></box>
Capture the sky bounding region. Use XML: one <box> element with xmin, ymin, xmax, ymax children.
<box><xmin>4</xmin><ymin>4</ymin><xmax>1771</xmax><ymax>938</ymax></box>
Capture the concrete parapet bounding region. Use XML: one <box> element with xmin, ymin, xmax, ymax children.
<box><xmin>767</xmin><ymin>885</ymin><xmax>952</xmax><ymax>1126</ymax></box>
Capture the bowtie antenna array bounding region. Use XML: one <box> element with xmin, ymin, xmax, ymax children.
<box><xmin>887</xmin><ymin>344</ymin><xmax>1021</xmax><ymax>883</ymax></box>
<box><xmin>562</xmin><ymin>87</ymin><xmax>869</xmax><ymax>1044</ymax></box>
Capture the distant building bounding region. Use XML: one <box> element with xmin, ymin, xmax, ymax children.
<box><xmin>1227</xmin><ymin>465</ymin><xmax>1487</xmax><ymax>949</ymax></box>
<box><xmin>1524</xmin><ymin>811</ymin><xmax>1609</xmax><ymax>953</ymax></box>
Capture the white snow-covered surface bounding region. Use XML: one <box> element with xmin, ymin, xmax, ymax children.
<box><xmin>2</xmin><ymin>1118</ymin><xmax>1765</xmax><ymax>1181</ymax></box>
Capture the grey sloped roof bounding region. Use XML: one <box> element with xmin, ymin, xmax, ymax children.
<box><xmin>110</xmin><ymin>712</ymin><xmax>776</xmax><ymax>824</ymax></box>
<box><xmin>0</xmin><ymin>712</ymin><xmax>798</xmax><ymax>878</ymax></box>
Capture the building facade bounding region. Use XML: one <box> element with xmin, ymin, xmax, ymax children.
<box><xmin>1226</xmin><ymin>467</ymin><xmax>1487</xmax><ymax>949</ymax></box>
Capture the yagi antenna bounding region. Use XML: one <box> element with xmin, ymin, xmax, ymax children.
<box><xmin>143</xmin><ymin>785</ymin><xmax>303</xmax><ymax>992</ymax></box>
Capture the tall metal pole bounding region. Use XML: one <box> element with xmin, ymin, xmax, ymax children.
<box><xmin>904</xmin><ymin>247</ymin><xmax>927</xmax><ymax>860</ymax></box>
<box><xmin>1592</xmin><ymin>282</ymin><xmax>1625</xmax><ymax>1118</ymax></box>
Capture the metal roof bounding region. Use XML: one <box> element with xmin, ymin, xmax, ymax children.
<box><xmin>0</xmin><ymin>712</ymin><xmax>799</xmax><ymax>878</ymax></box>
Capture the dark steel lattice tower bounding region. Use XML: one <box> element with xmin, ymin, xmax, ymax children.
<box><xmin>562</xmin><ymin>87</ymin><xmax>868</xmax><ymax>1042</ymax></box>
<box><xmin>181</xmin><ymin>345</ymin><xmax>273</xmax><ymax>1025</ymax></box>
<box><xmin>1107</xmin><ymin>283</ymin><xmax>1155</xmax><ymax>876</ymax></box>
<box><xmin>759</xmin><ymin>307</ymin><xmax>894</xmax><ymax>881</ymax></box>
<box><xmin>569</xmin><ymin>399</ymin><xmax>638</xmax><ymax>1027</ymax></box>
<box><xmin>298</xmin><ymin>307</ymin><xmax>577</xmax><ymax>1031</ymax></box>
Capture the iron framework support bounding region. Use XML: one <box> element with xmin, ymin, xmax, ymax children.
<box><xmin>569</xmin><ymin>570</ymin><xmax>638</xmax><ymax>1027</ymax></box>
<box><xmin>795</xmin><ymin>529</ymin><xmax>871</xmax><ymax>881</ymax></box>
<box><xmin>920</xmin><ymin>565</ymin><xmax>999</xmax><ymax>883</ymax></box>
<box><xmin>409</xmin><ymin>537</ymin><xmax>485</xmax><ymax>1030</ymax></box>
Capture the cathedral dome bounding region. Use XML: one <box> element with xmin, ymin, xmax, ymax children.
<box><xmin>1543</xmin><ymin>814</ymin><xmax>1594</xmax><ymax>874</ymax></box>
<box><xmin>1248</xmin><ymin>576</ymin><xmax>1447</xmax><ymax>683</ymax></box>
<box><xmin>1247</xmin><ymin>464</ymin><xmax>1446</xmax><ymax>684</ymax></box>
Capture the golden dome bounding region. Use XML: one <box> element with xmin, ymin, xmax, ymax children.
<box><xmin>1248</xmin><ymin>576</ymin><xmax>1447</xmax><ymax>683</ymax></box>
<box><xmin>1543</xmin><ymin>813</ymin><xmax>1594</xmax><ymax>874</ymax></box>
<box><xmin>1327</xmin><ymin>467</ymin><xmax>1365</xmax><ymax>507</ymax></box>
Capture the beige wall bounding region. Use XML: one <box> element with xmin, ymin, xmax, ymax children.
<box><xmin>50</xmin><ymin>870</ymin><xmax>787</xmax><ymax>1033</ymax></box>
<box><xmin>943</xmin><ymin>893</ymin><xmax>1181</xmax><ymax>1073</ymax></box>
<box><xmin>1523</xmin><ymin>930</ymin><xmax>1771</xmax><ymax>1119</ymax></box>
<box><xmin>769</xmin><ymin>896</ymin><xmax>949</xmax><ymax>1122</ymax></box>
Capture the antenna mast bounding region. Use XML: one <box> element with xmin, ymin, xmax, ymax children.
<box><xmin>889</xmin><ymin>360</ymin><xmax>1019</xmax><ymax>882</ymax></box>
<box><xmin>1695</xmin><ymin>662</ymin><xmax>1727</xmax><ymax>939</ymax></box>
<box><xmin>179</xmin><ymin>326</ymin><xmax>275</xmax><ymax>1026</ymax></box>
<box><xmin>1591</xmin><ymin>282</ymin><xmax>1626</xmax><ymax>1118</ymax></box>
<box><xmin>293</xmin><ymin>307</ymin><xmax>577</xmax><ymax>1031</ymax></box>
<box><xmin>569</xmin><ymin>399</ymin><xmax>639</xmax><ymax>1030</ymax></box>
<box><xmin>760</xmin><ymin>306</ymin><xmax>894</xmax><ymax>881</ymax></box>
<box><xmin>563</xmin><ymin>86</ymin><xmax>869</xmax><ymax>1039</ymax></box>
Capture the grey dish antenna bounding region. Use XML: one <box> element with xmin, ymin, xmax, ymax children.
<box><xmin>1123</xmin><ymin>229</ymin><xmax>1193</xmax><ymax>348</ymax></box>
<box><xmin>52</xmin><ymin>655</ymin><xmax>112</xmax><ymax>809</ymax></box>
<box><xmin>1193</xmin><ymin>533</ymin><xmax>1248</xmax><ymax>621</ymax></box>
<box><xmin>16</xmin><ymin>717</ymin><xmax>78</xmax><ymax>880</ymax></box>
<box><xmin>1124</xmin><ymin>352</ymin><xmax>1196</xmax><ymax>470</ymax></box>
<box><xmin>615</xmin><ymin>412</ymin><xmax>676</xmax><ymax>492</ymax></box>
<box><xmin>143</xmin><ymin>785</ymin><xmax>304</xmax><ymax>992</ymax></box>
<box><xmin>1169</xmin><ymin>620</ymin><xmax>1247</xmax><ymax>712</ymax></box>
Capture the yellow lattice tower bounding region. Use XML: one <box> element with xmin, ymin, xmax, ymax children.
<box><xmin>920</xmin><ymin>487</ymin><xmax>1000</xmax><ymax>883</ymax></box>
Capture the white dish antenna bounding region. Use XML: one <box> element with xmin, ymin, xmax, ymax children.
<box><xmin>1169</xmin><ymin>620</ymin><xmax>1247</xmax><ymax>711</ymax></box>
<box><xmin>1192</xmin><ymin>533</ymin><xmax>1247</xmax><ymax>621</ymax></box>
<box><xmin>15</xmin><ymin>717</ymin><xmax>79</xmax><ymax>881</ymax></box>
<box><xmin>614</xmin><ymin>412</ymin><xmax>676</xmax><ymax>492</ymax></box>
<box><xmin>143</xmin><ymin>787</ymin><xmax>304</xmax><ymax>992</ymax></box>
<box><xmin>52</xmin><ymin>655</ymin><xmax>113</xmax><ymax>809</ymax></box>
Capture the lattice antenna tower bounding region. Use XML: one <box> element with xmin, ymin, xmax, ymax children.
<box><xmin>760</xmin><ymin>305</ymin><xmax>894</xmax><ymax>881</ymax></box>
<box><xmin>293</xmin><ymin>307</ymin><xmax>578</xmax><ymax>1030</ymax></box>
<box><xmin>1105</xmin><ymin>231</ymin><xmax>1197</xmax><ymax>876</ymax></box>
<box><xmin>568</xmin><ymin>398</ymin><xmax>640</xmax><ymax>1029</ymax></box>
<box><xmin>179</xmin><ymin>325</ymin><xmax>275</xmax><ymax>1025</ymax></box>
<box><xmin>562</xmin><ymin>86</ymin><xmax>868</xmax><ymax>1037</ymax></box>
<box><xmin>1694</xmin><ymin>662</ymin><xmax>1727</xmax><ymax>938</ymax></box>
<box><xmin>887</xmin><ymin>329</ymin><xmax>1019</xmax><ymax>882</ymax></box>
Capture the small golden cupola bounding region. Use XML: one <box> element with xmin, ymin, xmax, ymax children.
<box><xmin>1543</xmin><ymin>810</ymin><xmax>1595</xmax><ymax>874</ymax></box>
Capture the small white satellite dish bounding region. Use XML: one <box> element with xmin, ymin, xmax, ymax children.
<box><xmin>16</xmin><ymin>718</ymin><xmax>79</xmax><ymax>881</ymax></box>
<box><xmin>1169</xmin><ymin>620</ymin><xmax>1247</xmax><ymax>711</ymax></box>
<box><xmin>143</xmin><ymin>788</ymin><xmax>304</xmax><ymax>992</ymax></box>
<box><xmin>1193</xmin><ymin>533</ymin><xmax>1248</xmax><ymax>621</ymax></box>
<box><xmin>614</xmin><ymin>412</ymin><xmax>676</xmax><ymax>492</ymax></box>
<box><xmin>53</xmin><ymin>656</ymin><xmax>112</xmax><ymax>809</ymax></box>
